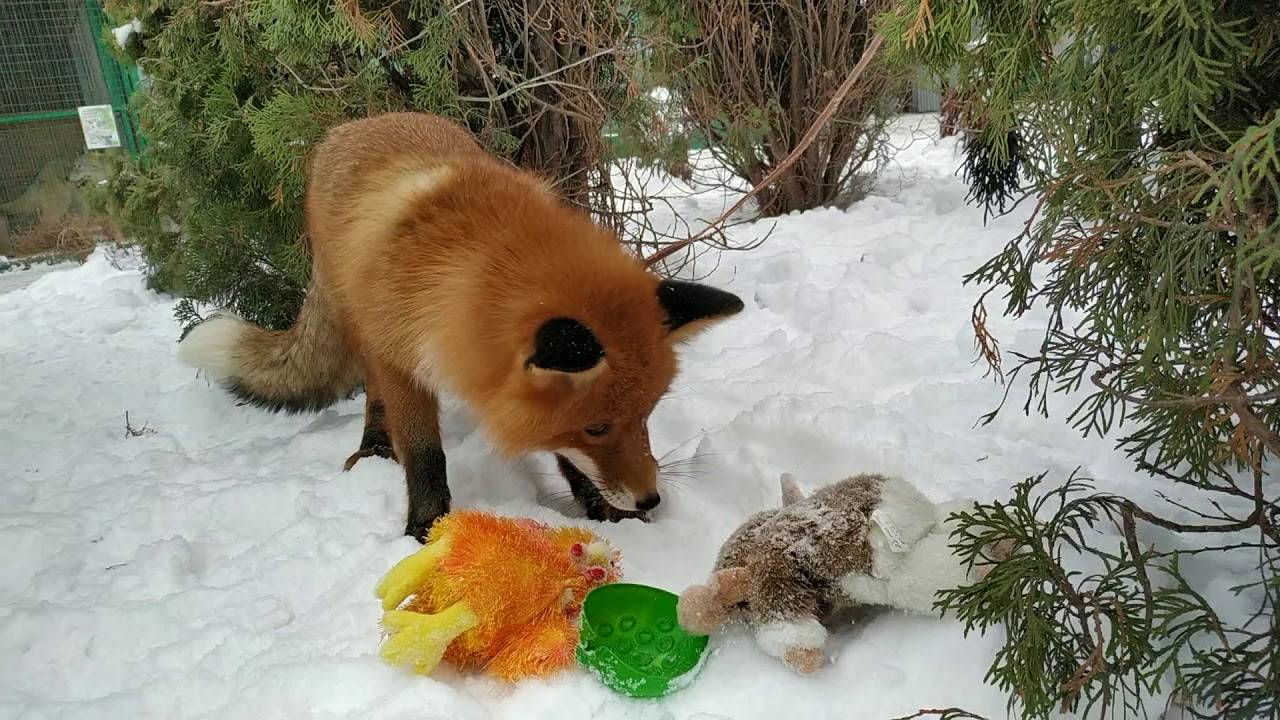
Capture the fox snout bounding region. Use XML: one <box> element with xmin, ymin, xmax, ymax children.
<box><xmin>558</xmin><ymin>429</ymin><xmax>660</xmax><ymax>513</ymax></box>
<box><xmin>635</xmin><ymin>492</ymin><xmax>662</xmax><ymax>512</ymax></box>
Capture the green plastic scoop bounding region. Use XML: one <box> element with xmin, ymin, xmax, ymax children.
<box><xmin>576</xmin><ymin>583</ymin><xmax>710</xmax><ymax>698</ymax></box>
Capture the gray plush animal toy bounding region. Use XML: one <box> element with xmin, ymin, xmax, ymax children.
<box><xmin>676</xmin><ymin>473</ymin><xmax>1011</xmax><ymax>674</ymax></box>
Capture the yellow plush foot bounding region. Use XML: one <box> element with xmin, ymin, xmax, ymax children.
<box><xmin>375</xmin><ymin>537</ymin><xmax>451</xmax><ymax>611</ymax></box>
<box><xmin>379</xmin><ymin>603</ymin><xmax>479</xmax><ymax>675</ymax></box>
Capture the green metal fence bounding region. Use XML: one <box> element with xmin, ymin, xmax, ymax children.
<box><xmin>1</xmin><ymin>0</ymin><xmax>141</xmax><ymax>246</ymax></box>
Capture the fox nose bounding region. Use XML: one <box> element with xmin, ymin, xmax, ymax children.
<box><xmin>636</xmin><ymin>493</ymin><xmax>661</xmax><ymax>512</ymax></box>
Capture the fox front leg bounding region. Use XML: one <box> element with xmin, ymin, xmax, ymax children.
<box><xmin>371</xmin><ymin>363</ymin><xmax>451</xmax><ymax>541</ymax></box>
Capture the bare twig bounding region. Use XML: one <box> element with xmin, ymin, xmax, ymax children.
<box><xmin>278</xmin><ymin>59</ymin><xmax>346</xmax><ymax>95</ymax></box>
<box><xmin>889</xmin><ymin>709</ymin><xmax>990</xmax><ymax>720</ymax></box>
<box><xmin>124</xmin><ymin>412</ymin><xmax>156</xmax><ymax>438</ymax></box>
<box><xmin>644</xmin><ymin>31</ymin><xmax>887</xmax><ymax>267</ymax></box>
<box><xmin>1090</xmin><ymin>367</ymin><xmax>1280</xmax><ymax>408</ymax></box>
<box><xmin>456</xmin><ymin>47</ymin><xmax>622</xmax><ymax>104</ymax></box>
<box><xmin>1120</xmin><ymin>508</ymin><xmax>1155</xmax><ymax>628</ymax></box>
<box><xmin>1112</xmin><ymin>496</ymin><xmax>1263</xmax><ymax>535</ymax></box>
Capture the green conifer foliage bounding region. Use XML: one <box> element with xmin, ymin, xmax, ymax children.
<box><xmin>885</xmin><ymin>2</ymin><xmax>1279</xmax><ymax>718</ymax></box>
<box><xmin>102</xmin><ymin>0</ymin><xmax>639</xmax><ymax>331</ymax></box>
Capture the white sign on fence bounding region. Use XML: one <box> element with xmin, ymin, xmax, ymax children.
<box><xmin>77</xmin><ymin>105</ymin><xmax>121</xmax><ymax>150</ymax></box>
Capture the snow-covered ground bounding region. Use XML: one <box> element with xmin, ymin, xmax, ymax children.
<box><xmin>3</xmin><ymin>116</ymin><xmax>1235</xmax><ymax>719</ymax></box>
<box><xmin>0</xmin><ymin>260</ymin><xmax>78</xmax><ymax>295</ymax></box>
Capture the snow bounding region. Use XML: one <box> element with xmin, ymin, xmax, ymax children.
<box><xmin>0</xmin><ymin>259</ymin><xmax>78</xmax><ymax>294</ymax></box>
<box><xmin>1</xmin><ymin>114</ymin><xmax>1235</xmax><ymax>719</ymax></box>
<box><xmin>112</xmin><ymin>19</ymin><xmax>142</xmax><ymax>49</ymax></box>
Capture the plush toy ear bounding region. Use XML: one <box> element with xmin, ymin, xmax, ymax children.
<box><xmin>657</xmin><ymin>280</ymin><xmax>744</xmax><ymax>343</ymax></box>
<box><xmin>710</xmin><ymin>567</ymin><xmax>751</xmax><ymax>605</ymax></box>
<box><xmin>677</xmin><ymin>583</ymin><xmax>729</xmax><ymax>635</ymax></box>
<box><xmin>525</xmin><ymin>317</ymin><xmax>606</xmax><ymax>386</ymax></box>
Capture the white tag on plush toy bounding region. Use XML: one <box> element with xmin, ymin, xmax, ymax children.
<box><xmin>871</xmin><ymin>508</ymin><xmax>911</xmax><ymax>553</ymax></box>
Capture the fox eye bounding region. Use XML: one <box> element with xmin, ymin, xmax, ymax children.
<box><xmin>584</xmin><ymin>423</ymin><xmax>611</xmax><ymax>437</ymax></box>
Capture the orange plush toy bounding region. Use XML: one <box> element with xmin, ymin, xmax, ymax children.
<box><xmin>374</xmin><ymin>509</ymin><xmax>622</xmax><ymax>681</ymax></box>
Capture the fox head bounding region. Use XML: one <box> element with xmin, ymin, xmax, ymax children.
<box><xmin>490</xmin><ymin>273</ymin><xmax>743</xmax><ymax>513</ymax></box>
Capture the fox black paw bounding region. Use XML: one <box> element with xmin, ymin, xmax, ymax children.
<box><xmin>404</xmin><ymin>500</ymin><xmax>449</xmax><ymax>543</ymax></box>
<box><xmin>404</xmin><ymin>523</ymin><xmax>426</xmax><ymax>543</ymax></box>
<box><xmin>586</xmin><ymin>504</ymin><xmax>650</xmax><ymax>523</ymax></box>
<box><xmin>404</xmin><ymin>517</ymin><xmax>434</xmax><ymax>544</ymax></box>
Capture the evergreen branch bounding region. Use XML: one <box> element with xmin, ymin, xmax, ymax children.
<box><xmin>1228</xmin><ymin>391</ymin><xmax>1280</xmax><ymax>459</ymax></box>
<box><xmin>1154</xmin><ymin>490</ymin><xmax>1240</xmax><ymax>523</ymax></box>
<box><xmin>1090</xmin><ymin>365</ymin><xmax>1280</xmax><ymax>408</ymax></box>
<box><xmin>1136</xmin><ymin>462</ymin><xmax>1253</xmax><ymax>501</ymax></box>
<box><xmin>1160</xmin><ymin>565</ymin><xmax>1269</xmax><ymax>686</ymax></box>
<box><xmin>377</xmin><ymin>29</ymin><xmax>431</xmax><ymax>59</ymax></box>
<box><xmin>889</xmin><ymin>1</ymin><xmax>1280</xmax><ymax>716</ymax></box>
<box><xmin>939</xmin><ymin>470</ymin><xmax>1277</xmax><ymax>719</ymax></box>
<box><xmin>1147</xmin><ymin>542</ymin><xmax>1271</xmax><ymax>559</ymax></box>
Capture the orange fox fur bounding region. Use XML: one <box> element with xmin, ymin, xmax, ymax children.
<box><xmin>177</xmin><ymin>112</ymin><xmax>743</xmax><ymax>537</ymax></box>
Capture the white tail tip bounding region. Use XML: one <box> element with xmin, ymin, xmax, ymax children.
<box><xmin>177</xmin><ymin>314</ymin><xmax>246</xmax><ymax>379</ymax></box>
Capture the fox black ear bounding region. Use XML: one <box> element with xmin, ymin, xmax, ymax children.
<box><xmin>526</xmin><ymin>317</ymin><xmax>605</xmax><ymax>375</ymax></box>
<box><xmin>657</xmin><ymin>280</ymin><xmax>744</xmax><ymax>342</ymax></box>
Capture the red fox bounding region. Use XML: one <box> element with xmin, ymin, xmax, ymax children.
<box><xmin>177</xmin><ymin>112</ymin><xmax>743</xmax><ymax>539</ymax></box>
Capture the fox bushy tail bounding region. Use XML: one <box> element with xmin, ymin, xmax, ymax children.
<box><xmin>177</xmin><ymin>282</ymin><xmax>360</xmax><ymax>413</ymax></box>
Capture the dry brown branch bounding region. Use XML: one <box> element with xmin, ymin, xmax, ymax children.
<box><xmin>1060</xmin><ymin>607</ymin><xmax>1108</xmax><ymax>711</ymax></box>
<box><xmin>335</xmin><ymin>0</ymin><xmax>377</xmax><ymax>44</ymax></box>
<box><xmin>971</xmin><ymin>286</ymin><xmax>1004</xmax><ymax>380</ymax></box>
<box><xmin>1229</xmin><ymin>392</ymin><xmax>1280</xmax><ymax>459</ymax></box>
<box><xmin>433</xmin><ymin>0</ymin><xmax>676</xmax><ymax>251</ymax></box>
<box><xmin>455</xmin><ymin>47</ymin><xmax>622</xmax><ymax>104</ymax></box>
<box><xmin>904</xmin><ymin>0</ymin><xmax>935</xmax><ymax>47</ymax></box>
<box><xmin>889</xmin><ymin>709</ymin><xmax>990</xmax><ymax>720</ymax></box>
<box><xmin>1119</xmin><ymin>508</ymin><xmax>1155</xmax><ymax>628</ymax></box>
<box><xmin>645</xmin><ymin>30</ymin><xmax>887</xmax><ymax>268</ymax></box>
<box><xmin>1104</xmin><ymin>494</ymin><xmax>1267</xmax><ymax>536</ymax></box>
